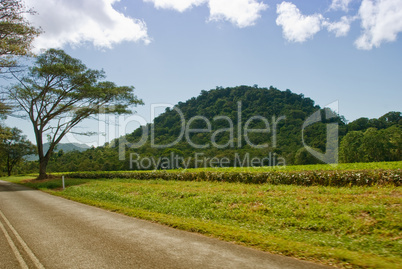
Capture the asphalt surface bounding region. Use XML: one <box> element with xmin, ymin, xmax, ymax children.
<box><xmin>0</xmin><ymin>180</ymin><xmax>331</xmax><ymax>269</ymax></box>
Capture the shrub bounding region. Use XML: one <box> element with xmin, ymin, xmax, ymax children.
<box><xmin>62</xmin><ymin>169</ymin><xmax>401</xmax><ymax>187</ymax></box>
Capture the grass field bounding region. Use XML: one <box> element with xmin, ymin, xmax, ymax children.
<box><xmin>4</xmin><ymin>162</ymin><xmax>401</xmax><ymax>269</ymax></box>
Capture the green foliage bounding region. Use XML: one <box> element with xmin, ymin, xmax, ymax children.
<box><xmin>340</xmin><ymin>124</ymin><xmax>402</xmax><ymax>163</ymax></box>
<box><xmin>0</xmin><ymin>0</ymin><xmax>41</xmax><ymax>70</ymax></box>
<box><xmin>340</xmin><ymin>131</ymin><xmax>364</xmax><ymax>163</ymax></box>
<box><xmin>347</xmin><ymin>112</ymin><xmax>401</xmax><ymax>132</ymax></box>
<box><xmin>384</xmin><ymin>125</ymin><xmax>402</xmax><ymax>160</ymax></box>
<box><xmin>0</xmin><ymin>99</ymin><xmax>11</xmax><ymax>117</ymax></box>
<box><xmin>0</xmin><ymin>125</ymin><xmax>35</xmax><ymax>176</ymax></box>
<box><xmin>361</xmin><ymin>128</ymin><xmax>391</xmax><ymax>162</ymax></box>
<box><xmin>294</xmin><ymin>147</ymin><xmax>323</xmax><ymax>165</ymax></box>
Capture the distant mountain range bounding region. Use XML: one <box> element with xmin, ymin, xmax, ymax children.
<box><xmin>26</xmin><ymin>143</ymin><xmax>90</xmax><ymax>161</ymax></box>
<box><xmin>45</xmin><ymin>142</ymin><xmax>90</xmax><ymax>153</ymax></box>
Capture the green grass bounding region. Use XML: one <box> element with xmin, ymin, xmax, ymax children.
<box><xmin>6</xmin><ymin>174</ymin><xmax>401</xmax><ymax>269</ymax></box>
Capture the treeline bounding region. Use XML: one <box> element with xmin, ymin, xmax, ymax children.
<box><xmin>340</xmin><ymin>114</ymin><xmax>401</xmax><ymax>163</ymax></box>
<box><xmin>0</xmin><ymin>126</ymin><xmax>36</xmax><ymax>176</ymax></box>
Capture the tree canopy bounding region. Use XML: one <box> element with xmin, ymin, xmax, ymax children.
<box><xmin>0</xmin><ymin>125</ymin><xmax>35</xmax><ymax>176</ymax></box>
<box><xmin>0</xmin><ymin>0</ymin><xmax>40</xmax><ymax>71</ymax></box>
<box><xmin>7</xmin><ymin>49</ymin><xmax>143</xmax><ymax>179</ymax></box>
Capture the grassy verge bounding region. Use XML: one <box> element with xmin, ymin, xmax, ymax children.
<box><xmin>5</xmin><ymin>175</ymin><xmax>401</xmax><ymax>268</ymax></box>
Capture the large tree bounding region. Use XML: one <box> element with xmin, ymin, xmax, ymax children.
<box><xmin>8</xmin><ymin>49</ymin><xmax>143</xmax><ymax>179</ymax></box>
<box><xmin>0</xmin><ymin>0</ymin><xmax>40</xmax><ymax>71</ymax></box>
<box><xmin>1</xmin><ymin>0</ymin><xmax>40</xmax><ymax>116</ymax></box>
<box><xmin>0</xmin><ymin>126</ymin><xmax>35</xmax><ymax>176</ymax></box>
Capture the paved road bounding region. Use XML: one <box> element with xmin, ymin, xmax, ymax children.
<box><xmin>0</xmin><ymin>180</ymin><xmax>330</xmax><ymax>269</ymax></box>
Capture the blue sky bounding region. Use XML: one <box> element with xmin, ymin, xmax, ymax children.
<box><xmin>7</xmin><ymin>0</ymin><xmax>402</xmax><ymax>145</ymax></box>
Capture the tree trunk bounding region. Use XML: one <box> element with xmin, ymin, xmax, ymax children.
<box><xmin>7</xmin><ymin>155</ymin><xmax>11</xmax><ymax>176</ymax></box>
<box><xmin>38</xmin><ymin>157</ymin><xmax>49</xmax><ymax>180</ymax></box>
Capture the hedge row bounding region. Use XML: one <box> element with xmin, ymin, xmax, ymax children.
<box><xmin>62</xmin><ymin>169</ymin><xmax>401</xmax><ymax>187</ymax></box>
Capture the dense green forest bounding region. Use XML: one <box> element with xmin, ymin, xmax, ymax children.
<box><xmin>1</xmin><ymin>86</ymin><xmax>401</xmax><ymax>174</ymax></box>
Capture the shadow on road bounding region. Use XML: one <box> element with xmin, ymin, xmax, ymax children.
<box><xmin>0</xmin><ymin>181</ymin><xmax>36</xmax><ymax>192</ymax></box>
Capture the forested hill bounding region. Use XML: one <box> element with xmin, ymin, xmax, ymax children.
<box><xmin>125</xmin><ymin>85</ymin><xmax>343</xmax><ymax>160</ymax></box>
<box><xmin>43</xmin><ymin>85</ymin><xmax>400</xmax><ymax>172</ymax></box>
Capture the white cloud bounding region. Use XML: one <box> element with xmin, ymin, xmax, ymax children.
<box><xmin>24</xmin><ymin>0</ymin><xmax>150</xmax><ymax>51</ymax></box>
<box><xmin>276</xmin><ymin>2</ymin><xmax>323</xmax><ymax>43</ymax></box>
<box><xmin>355</xmin><ymin>0</ymin><xmax>402</xmax><ymax>50</ymax></box>
<box><xmin>208</xmin><ymin>0</ymin><xmax>268</xmax><ymax>28</ymax></box>
<box><xmin>324</xmin><ymin>16</ymin><xmax>352</xmax><ymax>37</ymax></box>
<box><xmin>143</xmin><ymin>0</ymin><xmax>207</xmax><ymax>12</ymax></box>
<box><xmin>144</xmin><ymin>0</ymin><xmax>267</xmax><ymax>28</ymax></box>
<box><xmin>330</xmin><ymin>0</ymin><xmax>354</xmax><ymax>11</ymax></box>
